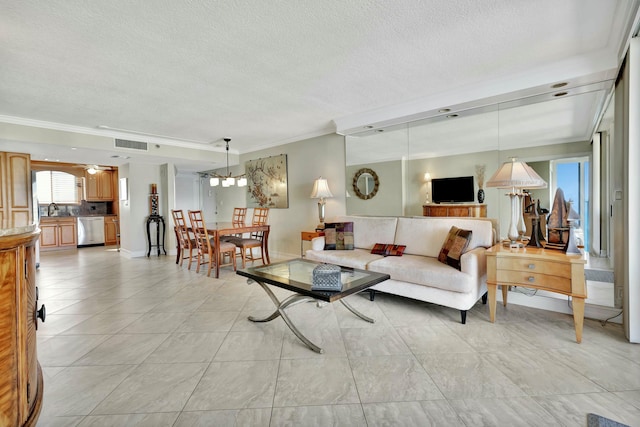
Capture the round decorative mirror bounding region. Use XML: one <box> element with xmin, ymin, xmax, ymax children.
<box><xmin>352</xmin><ymin>168</ymin><xmax>380</xmax><ymax>199</ymax></box>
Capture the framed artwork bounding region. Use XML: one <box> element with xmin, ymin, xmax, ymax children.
<box><xmin>245</xmin><ymin>154</ymin><xmax>289</xmax><ymax>208</ymax></box>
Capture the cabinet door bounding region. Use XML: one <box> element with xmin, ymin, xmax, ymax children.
<box><xmin>0</xmin><ymin>152</ymin><xmax>32</xmax><ymax>227</ymax></box>
<box><xmin>104</xmin><ymin>218</ymin><xmax>118</xmax><ymax>245</ymax></box>
<box><xmin>99</xmin><ymin>171</ymin><xmax>113</xmax><ymax>200</ymax></box>
<box><xmin>39</xmin><ymin>224</ymin><xmax>58</xmax><ymax>248</ymax></box>
<box><xmin>447</xmin><ymin>206</ymin><xmax>471</xmax><ymax>217</ymax></box>
<box><xmin>0</xmin><ymin>152</ymin><xmax>5</xmax><ymax>219</ymax></box>
<box><xmin>0</xmin><ymin>247</ymin><xmax>19</xmax><ymax>425</ymax></box>
<box><xmin>58</xmin><ymin>222</ymin><xmax>77</xmax><ymax>247</ymax></box>
<box><xmin>85</xmin><ymin>173</ymin><xmax>99</xmax><ymax>201</ymax></box>
<box><xmin>427</xmin><ymin>206</ymin><xmax>448</xmax><ymax>217</ymax></box>
<box><xmin>24</xmin><ymin>243</ymin><xmax>38</xmax><ymax>414</ymax></box>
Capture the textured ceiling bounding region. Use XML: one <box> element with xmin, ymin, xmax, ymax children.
<box><xmin>0</xmin><ymin>0</ymin><xmax>638</xmax><ymax>170</ymax></box>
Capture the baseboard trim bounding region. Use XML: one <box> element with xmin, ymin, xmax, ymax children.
<box><xmin>498</xmin><ymin>290</ymin><xmax>623</xmax><ymax>324</ymax></box>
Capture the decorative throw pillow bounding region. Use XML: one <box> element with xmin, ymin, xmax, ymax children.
<box><xmin>438</xmin><ymin>226</ymin><xmax>473</xmax><ymax>270</ymax></box>
<box><xmin>323</xmin><ymin>222</ymin><xmax>354</xmax><ymax>250</ymax></box>
<box><xmin>371</xmin><ymin>243</ymin><xmax>406</xmax><ymax>257</ymax></box>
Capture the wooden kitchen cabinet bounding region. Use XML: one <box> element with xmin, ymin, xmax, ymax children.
<box><xmin>85</xmin><ymin>170</ymin><xmax>113</xmax><ymax>201</ymax></box>
<box><xmin>39</xmin><ymin>217</ymin><xmax>76</xmax><ymax>251</ymax></box>
<box><xmin>0</xmin><ymin>152</ymin><xmax>32</xmax><ymax>227</ymax></box>
<box><xmin>0</xmin><ymin>227</ymin><xmax>44</xmax><ymax>427</ymax></box>
<box><xmin>104</xmin><ymin>216</ymin><xmax>119</xmax><ymax>245</ymax></box>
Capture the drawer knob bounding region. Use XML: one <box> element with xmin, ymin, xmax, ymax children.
<box><xmin>528</xmin><ymin>264</ymin><xmax>535</xmax><ymax>269</ymax></box>
<box><xmin>528</xmin><ymin>276</ymin><xmax>535</xmax><ymax>283</ymax></box>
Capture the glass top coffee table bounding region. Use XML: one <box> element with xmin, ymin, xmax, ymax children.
<box><xmin>237</xmin><ymin>258</ymin><xmax>390</xmax><ymax>353</ymax></box>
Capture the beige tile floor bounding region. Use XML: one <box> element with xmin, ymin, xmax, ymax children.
<box><xmin>34</xmin><ymin>247</ymin><xmax>640</xmax><ymax>426</ymax></box>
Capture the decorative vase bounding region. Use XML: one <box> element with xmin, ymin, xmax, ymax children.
<box><xmin>477</xmin><ymin>188</ymin><xmax>485</xmax><ymax>203</ymax></box>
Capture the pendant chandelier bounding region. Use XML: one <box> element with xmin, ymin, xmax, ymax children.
<box><xmin>209</xmin><ymin>138</ymin><xmax>247</xmax><ymax>187</ymax></box>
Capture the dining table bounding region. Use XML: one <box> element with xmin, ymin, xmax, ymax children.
<box><xmin>207</xmin><ymin>222</ymin><xmax>270</xmax><ymax>278</ymax></box>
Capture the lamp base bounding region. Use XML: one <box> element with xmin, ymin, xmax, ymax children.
<box><xmin>315</xmin><ymin>223</ymin><xmax>325</xmax><ymax>232</ymax></box>
<box><xmin>527</xmin><ymin>218</ymin><xmax>543</xmax><ymax>248</ymax></box>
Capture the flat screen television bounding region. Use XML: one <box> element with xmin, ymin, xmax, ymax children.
<box><xmin>431</xmin><ymin>176</ymin><xmax>475</xmax><ymax>203</ymax></box>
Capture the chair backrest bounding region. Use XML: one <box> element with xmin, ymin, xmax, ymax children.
<box><xmin>171</xmin><ymin>209</ymin><xmax>191</xmax><ymax>247</ymax></box>
<box><xmin>232</xmin><ymin>207</ymin><xmax>247</xmax><ymax>224</ymax></box>
<box><xmin>252</xmin><ymin>208</ymin><xmax>269</xmax><ymax>226</ymax></box>
<box><xmin>172</xmin><ymin>209</ymin><xmax>186</xmax><ymax>229</ymax></box>
<box><xmin>250</xmin><ymin>208</ymin><xmax>269</xmax><ymax>239</ymax></box>
<box><xmin>188</xmin><ymin>210</ymin><xmax>211</xmax><ymax>252</ymax></box>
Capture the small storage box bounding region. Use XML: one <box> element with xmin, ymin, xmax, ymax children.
<box><xmin>311</xmin><ymin>263</ymin><xmax>342</xmax><ymax>291</ymax></box>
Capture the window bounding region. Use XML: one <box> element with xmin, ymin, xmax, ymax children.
<box><xmin>36</xmin><ymin>171</ymin><xmax>80</xmax><ymax>204</ymax></box>
<box><xmin>551</xmin><ymin>157</ymin><xmax>590</xmax><ymax>248</ymax></box>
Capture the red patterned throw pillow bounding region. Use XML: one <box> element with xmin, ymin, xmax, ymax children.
<box><xmin>438</xmin><ymin>226</ymin><xmax>472</xmax><ymax>270</ymax></box>
<box><xmin>371</xmin><ymin>243</ymin><xmax>406</xmax><ymax>257</ymax></box>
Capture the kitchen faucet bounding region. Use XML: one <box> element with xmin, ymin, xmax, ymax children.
<box><xmin>47</xmin><ymin>202</ymin><xmax>59</xmax><ymax>216</ymax></box>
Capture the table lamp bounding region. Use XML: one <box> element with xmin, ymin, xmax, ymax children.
<box><xmin>486</xmin><ymin>158</ymin><xmax>547</xmax><ymax>246</ymax></box>
<box><xmin>310</xmin><ymin>177</ymin><xmax>333</xmax><ymax>230</ymax></box>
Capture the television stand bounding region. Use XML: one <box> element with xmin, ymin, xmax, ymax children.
<box><xmin>422</xmin><ymin>203</ymin><xmax>487</xmax><ymax>218</ymax></box>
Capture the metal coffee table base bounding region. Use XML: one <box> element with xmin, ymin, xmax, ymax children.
<box><xmin>248</xmin><ymin>279</ymin><xmax>374</xmax><ymax>354</ymax></box>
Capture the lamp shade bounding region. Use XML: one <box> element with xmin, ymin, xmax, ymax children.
<box><xmin>310</xmin><ymin>177</ymin><xmax>333</xmax><ymax>199</ymax></box>
<box><xmin>486</xmin><ymin>158</ymin><xmax>547</xmax><ymax>189</ymax></box>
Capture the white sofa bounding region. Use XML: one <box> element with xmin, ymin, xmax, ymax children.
<box><xmin>305</xmin><ymin>215</ymin><xmax>495</xmax><ymax>323</ymax></box>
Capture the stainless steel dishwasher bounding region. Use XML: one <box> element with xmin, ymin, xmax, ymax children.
<box><xmin>77</xmin><ymin>216</ymin><xmax>105</xmax><ymax>247</ymax></box>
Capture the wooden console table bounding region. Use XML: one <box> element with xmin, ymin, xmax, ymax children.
<box><xmin>422</xmin><ymin>203</ymin><xmax>486</xmax><ymax>217</ymax></box>
<box><xmin>485</xmin><ymin>244</ymin><xmax>587</xmax><ymax>342</ymax></box>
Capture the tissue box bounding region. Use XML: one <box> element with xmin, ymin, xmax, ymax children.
<box><xmin>311</xmin><ymin>263</ymin><xmax>342</xmax><ymax>291</ymax></box>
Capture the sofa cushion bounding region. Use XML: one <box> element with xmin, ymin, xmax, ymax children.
<box><xmin>395</xmin><ymin>217</ymin><xmax>493</xmax><ymax>257</ymax></box>
<box><xmin>371</xmin><ymin>243</ymin><xmax>406</xmax><ymax>256</ymax></box>
<box><xmin>323</xmin><ymin>222</ymin><xmax>354</xmax><ymax>250</ymax></box>
<box><xmin>330</xmin><ymin>216</ymin><xmax>398</xmax><ymax>250</ymax></box>
<box><xmin>305</xmin><ymin>248</ymin><xmax>383</xmax><ymax>270</ymax></box>
<box><xmin>368</xmin><ymin>254</ymin><xmax>476</xmax><ymax>293</ymax></box>
<box><xmin>437</xmin><ymin>226</ymin><xmax>472</xmax><ymax>270</ymax></box>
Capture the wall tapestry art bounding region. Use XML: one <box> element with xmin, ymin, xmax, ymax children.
<box><xmin>245</xmin><ymin>154</ymin><xmax>289</xmax><ymax>208</ymax></box>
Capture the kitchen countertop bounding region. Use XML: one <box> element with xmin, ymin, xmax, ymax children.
<box><xmin>0</xmin><ymin>221</ymin><xmax>38</xmax><ymax>237</ymax></box>
<box><xmin>40</xmin><ymin>214</ymin><xmax>117</xmax><ymax>219</ymax></box>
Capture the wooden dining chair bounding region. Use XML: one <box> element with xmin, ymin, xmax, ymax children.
<box><xmin>171</xmin><ymin>209</ymin><xmax>198</xmax><ymax>269</ymax></box>
<box><xmin>229</xmin><ymin>207</ymin><xmax>269</xmax><ymax>268</ymax></box>
<box><xmin>188</xmin><ymin>210</ymin><xmax>237</xmax><ymax>276</ymax></box>
<box><xmin>222</xmin><ymin>207</ymin><xmax>248</xmax><ymax>243</ymax></box>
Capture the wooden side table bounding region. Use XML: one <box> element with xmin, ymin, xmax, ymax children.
<box><xmin>301</xmin><ymin>231</ymin><xmax>324</xmax><ymax>257</ymax></box>
<box><xmin>485</xmin><ymin>244</ymin><xmax>587</xmax><ymax>342</ymax></box>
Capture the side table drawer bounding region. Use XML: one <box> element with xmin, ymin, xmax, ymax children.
<box><xmin>497</xmin><ymin>257</ymin><xmax>571</xmax><ymax>279</ymax></box>
<box><xmin>496</xmin><ymin>270</ymin><xmax>572</xmax><ymax>293</ymax></box>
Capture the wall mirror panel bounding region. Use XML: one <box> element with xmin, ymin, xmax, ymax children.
<box><xmin>345</xmin><ymin>81</ymin><xmax>618</xmax><ymax>308</ymax></box>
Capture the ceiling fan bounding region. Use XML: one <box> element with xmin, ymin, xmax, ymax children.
<box><xmin>74</xmin><ymin>164</ymin><xmax>113</xmax><ymax>174</ymax></box>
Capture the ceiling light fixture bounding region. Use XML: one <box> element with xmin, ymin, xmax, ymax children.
<box><xmin>208</xmin><ymin>138</ymin><xmax>247</xmax><ymax>187</ymax></box>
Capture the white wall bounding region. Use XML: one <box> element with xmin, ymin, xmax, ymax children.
<box><xmin>201</xmin><ymin>133</ymin><xmax>346</xmax><ymax>259</ymax></box>
<box><xmin>346</xmin><ymin>160</ymin><xmax>404</xmax><ymax>216</ymax></box>
<box><xmin>119</xmin><ymin>163</ymin><xmax>163</xmax><ymax>257</ymax></box>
